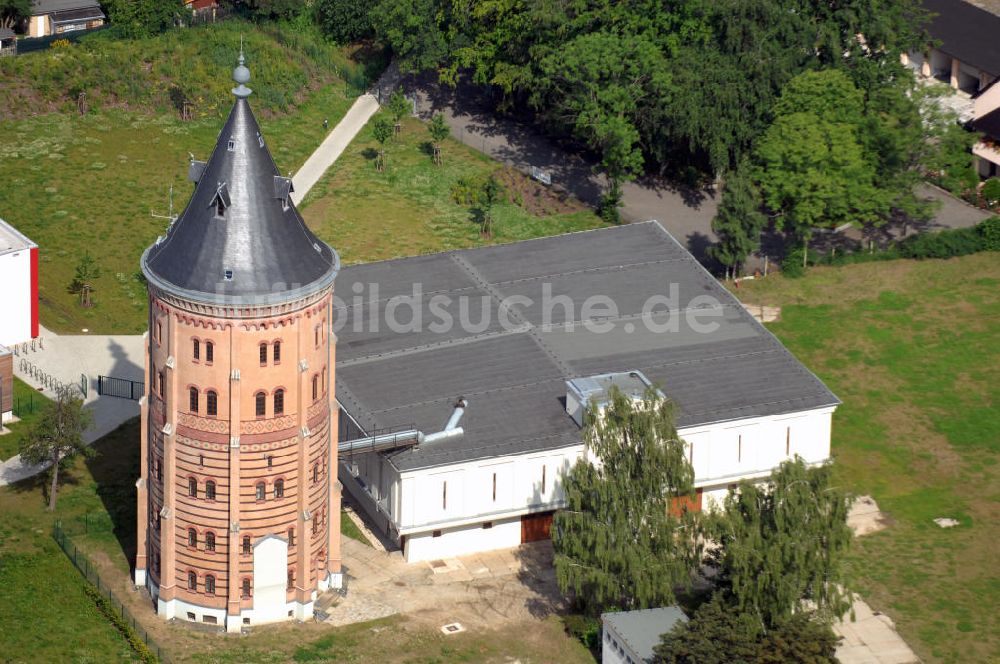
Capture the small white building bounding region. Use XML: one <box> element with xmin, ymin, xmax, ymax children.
<box><xmin>602</xmin><ymin>606</ymin><xmax>688</xmax><ymax>664</ymax></box>
<box><xmin>0</xmin><ymin>345</ymin><xmax>12</xmax><ymax>425</ymax></box>
<box><xmin>0</xmin><ymin>218</ymin><xmax>39</xmax><ymax>348</ymax></box>
<box><xmin>27</xmin><ymin>0</ymin><xmax>105</xmax><ymax>38</ymax></box>
<box><xmin>335</xmin><ymin>222</ymin><xmax>839</xmax><ymax>563</ymax></box>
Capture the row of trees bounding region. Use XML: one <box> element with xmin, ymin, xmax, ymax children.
<box><xmin>314</xmin><ymin>0</ymin><xmax>933</xmax><ymax>223</ymax></box>
<box><xmin>711</xmin><ymin>68</ymin><xmax>978</xmax><ymax>274</ymax></box>
<box><xmin>553</xmin><ymin>387</ymin><xmax>853</xmax><ymax>661</ymax></box>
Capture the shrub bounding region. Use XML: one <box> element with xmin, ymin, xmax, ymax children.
<box><xmin>781</xmin><ymin>249</ymin><xmax>806</xmax><ymax>278</ymax></box>
<box><xmin>979</xmin><ymin>216</ymin><xmax>1000</xmax><ymax>251</ymax></box>
<box><xmin>82</xmin><ymin>584</ymin><xmax>158</xmax><ymax>663</ymax></box>
<box><xmin>897</xmin><ymin>226</ymin><xmax>983</xmax><ymax>259</ymax></box>
<box><xmin>983</xmin><ymin>178</ymin><xmax>1000</xmax><ymax>208</ymax></box>
<box><xmin>563</xmin><ymin>614</ymin><xmax>601</xmax><ymax>651</ymax></box>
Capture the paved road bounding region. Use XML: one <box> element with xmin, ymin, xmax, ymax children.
<box><xmin>0</xmin><ymin>326</ymin><xmax>144</xmax><ymax>487</ymax></box>
<box><xmin>404</xmin><ymin>75</ymin><xmax>992</xmax><ymax>264</ymax></box>
<box><xmin>406</xmin><ymin>76</ymin><xmax>720</xmax><ymax>259</ymax></box>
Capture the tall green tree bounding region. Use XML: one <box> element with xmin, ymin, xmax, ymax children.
<box><xmin>533</xmin><ymin>31</ymin><xmax>669</xmax><ymax>222</ymax></box>
<box><xmin>105</xmin><ymin>0</ymin><xmax>183</xmax><ymax>38</ymax></box>
<box><xmin>0</xmin><ymin>0</ymin><xmax>29</xmax><ymax>29</ymax></box>
<box><xmin>233</xmin><ymin>0</ymin><xmax>302</xmax><ymax>21</ymax></box>
<box><xmin>710</xmin><ymin>162</ymin><xmax>767</xmax><ymax>277</ymax></box>
<box><xmin>314</xmin><ymin>0</ymin><xmax>372</xmax><ymax>43</ymax></box>
<box><xmin>705</xmin><ymin>458</ymin><xmax>853</xmax><ymax>630</ymax></box>
<box><xmin>754</xmin><ymin>110</ymin><xmax>884</xmax><ymax>265</ymax></box>
<box><xmin>19</xmin><ymin>388</ymin><xmax>94</xmax><ymax>512</ymax></box>
<box><xmin>371</xmin><ymin>0</ymin><xmax>448</xmax><ymax>73</ymax></box>
<box><xmin>553</xmin><ymin>386</ymin><xmax>700</xmax><ymax>614</ymax></box>
<box><xmin>653</xmin><ymin>593</ymin><xmax>839</xmax><ymax>664</ymax></box>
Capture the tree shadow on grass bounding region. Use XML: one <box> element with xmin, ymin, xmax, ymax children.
<box><xmin>361</xmin><ymin>147</ymin><xmax>379</xmax><ymax>161</ymax></box>
<box><xmin>83</xmin><ymin>417</ymin><xmax>140</xmax><ymax>572</ymax></box>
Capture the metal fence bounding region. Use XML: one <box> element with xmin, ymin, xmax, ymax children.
<box><xmin>15</xmin><ymin>25</ymin><xmax>109</xmax><ymax>55</ymax></box>
<box><xmin>53</xmin><ymin>522</ymin><xmax>172</xmax><ymax>663</ymax></box>
<box><xmin>98</xmin><ymin>375</ymin><xmax>145</xmax><ymax>401</ymax></box>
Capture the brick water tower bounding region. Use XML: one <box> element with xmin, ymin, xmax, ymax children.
<box><xmin>134</xmin><ymin>54</ymin><xmax>342</xmax><ymax>632</ymax></box>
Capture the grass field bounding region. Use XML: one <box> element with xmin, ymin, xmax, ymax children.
<box><xmin>299</xmin><ymin>114</ymin><xmax>608</xmax><ymax>266</ymax></box>
<box><xmin>0</xmin><ymin>378</ymin><xmax>51</xmax><ymax>461</ymax></box>
<box><xmin>0</xmin><ymin>417</ymin><xmax>591</xmax><ymax>663</ymax></box>
<box><xmin>737</xmin><ymin>253</ymin><xmax>1000</xmax><ymax>664</ymax></box>
<box><xmin>0</xmin><ymin>85</ymin><xmax>352</xmax><ymax>335</ymax></box>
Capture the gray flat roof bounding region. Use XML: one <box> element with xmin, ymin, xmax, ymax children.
<box><xmin>603</xmin><ymin>606</ymin><xmax>688</xmax><ymax>661</ymax></box>
<box><xmin>0</xmin><ymin>218</ymin><xmax>36</xmax><ymax>257</ymax></box>
<box><xmin>335</xmin><ymin>221</ymin><xmax>839</xmax><ymax>472</ymax></box>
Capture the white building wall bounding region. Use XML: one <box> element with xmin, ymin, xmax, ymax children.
<box><xmin>602</xmin><ymin>623</ymin><xmax>640</xmax><ymax>664</ymax></box>
<box><xmin>404</xmin><ymin>517</ymin><xmax>521</xmax><ymax>562</ymax></box>
<box><xmin>0</xmin><ymin>249</ymin><xmax>32</xmax><ymax>347</ymax></box>
<box><xmin>344</xmin><ymin>407</ymin><xmax>834</xmax><ymax>562</ymax></box>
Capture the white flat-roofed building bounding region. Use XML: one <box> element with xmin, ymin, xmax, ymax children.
<box><xmin>335</xmin><ymin>222</ymin><xmax>839</xmax><ymax>562</ymax></box>
<box><xmin>602</xmin><ymin>606</ymin><xmax>688</xmax><ymax>664</ymax></box>
<box><xmin>0</xmin><ymin>219</ymin><xmax>39</xmax><ymax>347</ymax></box>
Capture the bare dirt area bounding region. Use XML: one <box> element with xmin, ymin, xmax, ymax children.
<box><xmin>496</xmin><ymin>165</ymin><xmax>589</xmax><ymax>217</ymax></box>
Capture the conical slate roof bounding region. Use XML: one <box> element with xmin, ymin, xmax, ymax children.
<box><xmin>142</xmin><ymin>60</ymin><xmax>338</xmax><ymax>305</ymax></box>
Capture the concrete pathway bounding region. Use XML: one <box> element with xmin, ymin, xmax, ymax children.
<box><xmin>291</xmin><ymin>62</ymin><xmax>403</xmax><ymax>205</ymax></box>
<box><xmin>835</xmin><ymin>598</ymin><xmax>920</xmax><ymax>664</ymax></box>
<box><xmin>291</xmin><ymin>93</ymin><xmax>381</xmax><ymax>205</ymax></box>
<box><xmin>0</xmin><ymin>325</ymin><xmax>144</xmax><ymax>487</ymax></box>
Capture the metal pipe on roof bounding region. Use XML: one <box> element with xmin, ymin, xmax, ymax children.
<box><xmin>338</xmin><ymin>397</ymin><xmax>470</xmax><ymax>452</ymax></box>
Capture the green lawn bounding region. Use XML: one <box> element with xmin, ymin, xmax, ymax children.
<box><xmin>340</xmin><ymin>510</ymin><xmax>371</xmax><ymax>546</ymax></box>
<box><xmin>737</xmin><ymin>253</ymin><xmax>1000</xmax><ymax>664</ymax></box>
<box><xmin>0</xmin><ymin>21</ymin><xmax>367</xmax><ymax>336</ymax></box>
<box><xmin>0</xmin><ymin>417</ymin><xmax>591</xmax><ymax>663</ymax></box>
<box><xmin>0</xmin><ymin>377</ymin><xmax>51</xmax><ymax>461</ymax></box>
<box><xmin>299</xmin><ymin>115</ymin><xmax>608</xmax><ymax>266</ymax></box>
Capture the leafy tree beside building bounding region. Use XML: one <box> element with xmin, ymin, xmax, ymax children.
<box><xmin>552</xmin><ymin>386</ymin><xmax>700</xmax><ymax>614</ymax></box>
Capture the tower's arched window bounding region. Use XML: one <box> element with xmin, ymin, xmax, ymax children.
<box><xmin>255</xmin><ymin>391</ymin><xmax>266</xmax><ymax>418</ymax></box>
<box><xmin>205</xmin><ymin>341</ymin><xmax>214</xmax><ymax>364</ymax></box>
<box><xmin>193</xmin><ymin>339</ymin><xmax>200</xmax><ymax>360</ymax></box>
<box><xmin>242</xmin><ymin>578</ymin><xmax>251</xmax><ymax>598</ymax></box>
<box><xmin>274</xmin><ymin>389</ymin><xmax>284</xmax><ymax>416</ymax></box>
<box><xmin>274</xmin><ymin>478</ymin><xmax>284</xmax><ymax>499</ymax></box>
<box><xmin>189</xmin><ymin>387</ymin><xmax>199</xmax><ymax>414</ymax></box>
<box><xmin>188</xmin><ymin>528</ymin><xmax>197</xmax><ymax>547</ymax></box>
<box><xmin>188</xmin><ymin>477</ymin><xmax>197</xmax><ymax>497</ymax></box>
<box><xmin>313</xmin><ymin>463</ymin><xmax>319</xmax><ymax>484</ymax></box>
<box><xmin>287</xmin><ymin>568</ymin><xmax>294</xmax><ymax>590</ymax></box>
<box><xmin>205</xmin><ymin>575</ymin><xmax>216</xmax><ymax>594</ymax></box>
<box><xmin>322</xmin><ymin>367</ymin><xmax>327</xmax><ymax>395</ymax></box>
<box><xmin>259</xmin><ymin>343</ymin><xmax>267</xmax><ymax>366</ymax></box>
<box><xmin>205</xmin><ymin>531</ymin><xmax>216</xmax><ymax>552</ymax></box>
<box><xmin>205</xmin><ymin>480</ymin><xmax>216</xmax><ymax>501</ymax></box>
<box><xmin>273</xmin><ymin>341</ymin><xmax>281</xmax><ymax>363</ymax></box>
<box><xmin>188</xmin><ymin>571</ymin><xmax>197</xmax><ymax>590</ymax></box>
<box><xmin>312</xmin><ymin>375</ymin><xmax>318</xmax><ymax>402</ymax></box>
<box><xmin>242</xmin><ymin>535</ymin><xmax>251</xmax><ymax>555</ymax></box>
<box><xmin>207</xmin><ymin>390</ymin><xmax>218</xmax><ymax>417</ymax></box>
<box><xmin>255</xmin><ymin>482</ymin><xmax>265</xmax><ymax>501</ymax></box>
<box><xmin>288</xmin><ymin>527</ymin><xmax>295</xmax><ymax>547</ymax></box>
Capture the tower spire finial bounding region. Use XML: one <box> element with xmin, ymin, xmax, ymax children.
<box><xmin>233</xmin><ymin>38</ymin><xmax>252</xmax><ymax>99</ymax></box>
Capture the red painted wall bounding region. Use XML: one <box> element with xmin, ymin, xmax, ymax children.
<box><xmin>29</xmin><ymin>247</ymin><xmax>38</xmax><ymax>338</ymax></box>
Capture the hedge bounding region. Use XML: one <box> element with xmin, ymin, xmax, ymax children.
<box><xmin>780</xmin><ymin>216</ymin><xmax>1000</xmax><ymax>277</ymax></box>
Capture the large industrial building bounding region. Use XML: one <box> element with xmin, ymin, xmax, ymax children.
<box><xmin>134</xmin><ymin>56</ymin><xmax>342</xmax><ymax>631</ymax></box>
<box><xmin>0</xmin><ymin>218</ymin><xmax>39</xmax><ymax>348</ymax></box>
<box><xmin>335</xmin><ymin>221</ymin><xmax>840</xmax><ymax>563</ymax></box>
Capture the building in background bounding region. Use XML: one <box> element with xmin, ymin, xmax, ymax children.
<box><xmin>134</xmin><ymin>56</ymin><xmax>342</xmax><ymax>632</ymax></box>
<box><xmin>0</xmin><ymin>28</ymin><xmax>16</xmax><ymax>56</ymax></box>
<box><xmin>27</xmin><ymin>0</ymin><xmax>105</xmax><ymax>38</ymax></box>
<box><xmin>0</xmin><ymin>218</ymin><xmax>39</xmax><ymax>347</ymax></box>
<box><xmin>335</xmin><ymin>222</ymin><xmax>839</xmax><ymax>563</ymax></box>
<box><xmin>904</xmin><ymin>0</ymin><xmax>1000</xmax><ymax>95</ymax></box>
<box><xmin>601</xmin><ymin>606</ymin><xmax>688</xmax><ymax>664</ymax></box>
